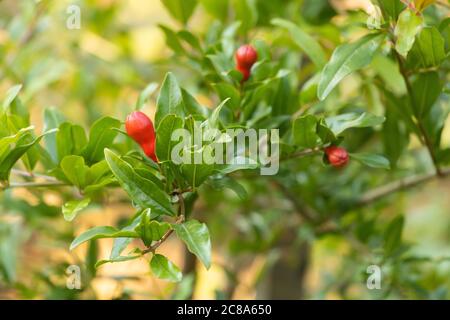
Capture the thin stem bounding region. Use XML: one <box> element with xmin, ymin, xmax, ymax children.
<box><xmin>141</xmin><ymin>195</ymin><xmax>186</xmax><ymax>255</ymax></box>
<box><xmin>281</xmin><ymin>147</ymin><xmax>321</xmax><ymax>162</ymax></box>
<box><xmin>4</xmin><ymin>181</ymin><xmax>68</xmax><ymax>189</ymax></box>
<box><xmin>271</xmin><ymin>180</ymin><xmax>317</xmax><ymax>222</ymax></box>
<box><xmin>11</xmin><ymin>169</ymin><xmax>58</xmax><ymax>181</ymax></box>
<box><xmin>394</xmin><ymin>51</ymin><xmax>443</xmax><ymax>176</ymax></box>
<box><xmin>357</xmin><ymin>167</ymin><xmax>450</xmax><ymax>206</ymax></box>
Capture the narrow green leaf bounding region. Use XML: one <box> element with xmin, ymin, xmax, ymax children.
<box><xmin>406</xmin><ymin>27</ymin><xmax>446</xmax><ymax>69</ymax></box>
<box><xmin>95</xmin><ymin>255</ymin><xmax>141</xmax><ymax>268</ymax></box>
<box><xmin>271</xmin><ymin>18</ymin><xmax>326</xmax><ymax>69</ymax></box>
<box><xmin>136</xmin><ymin>210</ymin><xmax>171</xmax><ymax>246</ymax></box>
<box><xmin>110</xmin><ymin>213</ymin><xmax>143</xmax><ymax>259</ymax></box>
<box><xmin>292</xmin><ymin>115</ymin><xmax>318</xmax><ymax>148</ymax></box>
<box><xmin>384</xmin><ymin>215</ymin><xmax>404</xmax><ymax>256</ymax></box>
<box><xmin>318</xmin><ymin>33</ymin><xmax>385</xmax><ymax>100</ymax></box>
<box><xmin>394</xmin><ymin>8</ymin><xmax>423</xmax><ymax>57</ymax></box>
<box><xmin>104</xmin><ymin>149</ymin><xmax>175</xmax><ymax>216</ymax></box>
<box><xmin>173</xmin><ymin>220</ymin><xmax>211</xmax><ymax>269</ymax></box>
<box><xmin>136</xmin><ymin>82</ymin><xmax>158</xmax><ymax>110</ymax></box>
<box><xmin>156</xmin><ymin>114</ymin><xmax>184</xmax><ymax>162</ymax></box>
<box><xmin>56</xmin><ymin>122</ymin><xmax>87</xmax><ymax>162</ymax></box>
<box><xmin>411</xmin><ymin>72</ymin><xmax>442</xmax><ymax>118</ymax></box>
<box><xmin>62</xmin><ymin>198</ymin><xmax>91</xmax><ymax>222</ymax></box>
<box><xmin>2</xmin><ymin>84</ymin><xmax>23</xmax><ymax>111</ymax></box>
<box><xmin>161</xmin><ymin>0</ymin><xmax>197</xmax><ymax>25</ymax></box>
<box><xmin>350</xmin><ymin>152</ymin><xmax>391</xmax><ymax>169</ymax></box>
<box><xmin>155</xmin><ymin>73</ymin><xmax>185</xmax><ymax>128</ymax></box>
<box><xmin>83</xmin><ymin>117</ymin><xmax>121</xmax><ymax>164</ymax></box>
<box><xmin>150</xmin><ymin>254</ymin><xmax>182</xmax><ymax>282</ymax></box>
<box><xmin>70</xmin><ymin>226</ymin><xmax>139</xmax><ymax>250</ymax></box>
<box><xmin>43</xmin><ymin>107</ymin><xmax>65</xmax><ymax>163</ymax></box>
<box><xmin>325</xmin><ymin>112</ymin><xmax>385</xmax><ymax>136</ymax></box>
<box><xmin>60</xmin><ymin>155</ymin><xmax>89</xmax><ymax>189</ymax></box>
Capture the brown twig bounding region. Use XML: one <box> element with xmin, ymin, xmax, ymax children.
<box><xmin>141</xmin><ymin>195</ymin><xmax>186</xmax><ymax>255</ymax></box>
<box><xmin>2</xmin><ymin>181</ymin><xmax>68</xmax><ymax>189</ymax></box>
<box><xmin>357</xmin><ymin>167</ymin><xmax>450</xmax><ymax>206</ymax></box>
<box><xmin>394</xmin><ymin>51</ymin><xmax>443</xmax><ymax>177</ymax></box>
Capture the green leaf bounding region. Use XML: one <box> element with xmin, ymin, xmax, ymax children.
<box><xmin>208</xmin><ymin>98</ymin><xmax>230</xmax><ymax>129</ymax></box>
<box><xmin>70</xmin><ymin>226</ymin><xmax>139</xmax><ymax>250</ymax></box>
<box><xmin>376</xmin><ymin>0</ymin><xmax>405</xmax><ymax>21</ymax></box>
<box><xmin>150</xmin><ymin>254</ymin><xmax>182</xmax><ymax>282</ymax></box>
<box><xmin>350</xmin><ymin>152</ymin><xmax>391</xmax><ymax>169</ymax></box>
<box><xmin>156</xmin><ymin>114</ymin><xmax>184</xmax><ymax>162</ymax></box>
<box><xmin>62</xmin><ymin>198</ymin><xmax>91</xmax><ymax>222</ymax></box>
<box><xmin>136</xmin><ymin>82</ymin><xmax>158</xmax><ymax>110</ymax></box>
<box><xmin>155</xmin><ymin>73</ymin><xmax>185</xmax><ymax>128</ymax></box>
<box><xmin>384</xmin><ymin>215</ymin><xmax>404</xmax><ymax>256</ymax></box>
<box><xmin>110</xmin><ymin>213</ymin><xmax>143</xmax><ymax>259</ymax></box>
<box><xmin>0</xmin><ymin>128</ymin><xmax>56</xmax><ymax>182</ymax></box>
<box><xmin>161</xmin><ymin>0</ymin><xmax>197</xmax><ymax>25</ymax></box>
<box><xmin>181</xmin><ymin>89</ymin><xmax>209</xmax><ymax>118</ymax></box>
<box><xmin>136</xmin><ymin>210</ymin><xmax>171</xmax><ymax>246</ymax></box>
<box><xmin>181</xmin><ymin>161</ymin><xmax>216</xmax><ymax>188</ymax></box>
<box><xmin>318</xmin><ymin>33</ymin><xmax>385</xmax><ymax>100</ymax></box>
<box><xmin>159</xmin><ymin>25</ymin><xmax>186</xmax><ymax>55</ymax></box>
<box><xmin>83</xmin><ymin>117</ymin><xmax>121</xmax><ymax>164</ymax></box>
<box><xmin>2</xmin><ymin>84</ymin><xmax>22</xmax><ymax>111</ymax></box>
<box><xmin>317</xmin><ymin>119</ymin><xmax>337</xmax><ymax>144</ymax></box>
<box><xmin>212</xmin><ymin>83</ymin><xmax>240</xmax><ymax>111</ymax></box>
<box><xmin>271</xmin><ymin>18</ymin><xmax>327</xmax><ymax>69</ymax></box>
<box><xmin>394</xmin><ymin>8</ymin><xmax>423</xmax><ymax>57</ymax></box>
<box><xmin>292</xmin><ymin>115</ymin><xmax>318</xmax><ymax>148</ymax></box>
<box><xmin>382</xmin><ymin>109</ymin><xmax>410</xmax><ymax>168</ymax></box>
<box><xmin>232</xmin><ymin>0</ymin><xmax>257</xmax><ymax>34</ymax></box>
<box><xmin>215</xmin><ymin>156</ymin><xmax>259</xmax><ymax>175</ymax></box>
<box><xmin>43</xmin><ymin>107</ymin><xmax>65</xmax><ymax>163</ymax></box>
<box><xmin>56</xmin><ymin>122</ymin><xmax>87</xmax><ymax>162</ymax></box>
<box><xmin>199</xmin><ymin>0</ymin><xmax>228</xmax><ymax>21</ymax></box>
<box><xmin>411</xmin><ymin>72</ymin><xmax>442</xmax><ymax>118</ymax></box>
<box><xmin>173</xmin><ymin>220</ymin><xmax>211</xmax><ymax>269</ymax></box>
<box><xmin>406</xmin><ymin>27</ymin><xmax>446</xmax><ymax>69</ymax></box>
<box><xmin>325</xmin><ymin>112</ymin><xmax>385</xmax><ymax>136</ymax></box>
<box><xmin>60</xmin><ymin>155</ymin><xmax>89</xmax><ymax>189</ymax></box>
<box><xmin>209</xmin><ymin>176</ymin><xmax>248</xmax><ymax>200</ymax></box>
<box><xmin>95</xmin><ymin>255</ymin><xmax>141</xmax><ymax>268</ymax></box>
<box><xmin>104</xmin><ymin>149</ymin><xmax>175</xmax><ymax>216</ymax></box>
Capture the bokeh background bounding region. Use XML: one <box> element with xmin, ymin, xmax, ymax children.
<box><xmin>1</xmin><ymin>0</ymin><xmax>450</xmax><ymax>300</ymax></box>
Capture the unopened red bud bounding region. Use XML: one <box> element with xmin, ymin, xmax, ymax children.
<box><xmin>125</xmin><ymin>111</ymin><xmax>158</xmax><ymax>162</ymax></box>
<box><xmin>235</xmin><ymin>44</ymin><xmax>258</xmax><ymax>69</ymax></box>
<box><xmin>325</xmin><ymin>146</ymin><xmax>349</xmax><ymax>168</ymax></box>
<box><xmin>236</xmin><ymin>64</ymin><xmax>251</xmax><ymax>82</ymax></box>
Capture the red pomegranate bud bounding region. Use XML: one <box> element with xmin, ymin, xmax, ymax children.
<box><xmin>125</xmin><ymin>111</ymin><xmax>158</xmax><ymax>162</ymax></box>
<box><xmin>236</xmin><ymin>64</ymin><xmax>251</xmax><ymax>82</ymax></box>
<box><xmin>235</xmin><ymin>44</ymin><xmax>258</xmax><ymax>69</ymax></box>
<box><xmin>325</xmin><ymin>146</ymin><xmax>349</xmax><ymax>168</ymax></box>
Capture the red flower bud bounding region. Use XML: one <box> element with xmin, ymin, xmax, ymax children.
<box><xmin>325</xmin><ymin>146</ymin><xmax>349</xmax><ymax>168</ymax></box>
<box><xmin>125</xmin><ymin>111</ymin><xmax>158</xmax><ymax>162</ymax></box>
<box><xmin>236</xmin><ymin>64</ymin><xmax>251</xmax><ymax>82</ymax></box>
<box><xmin>235</xmin><ymin>44</ymin><xmax>258</xmax><ymax>69</ymax></box>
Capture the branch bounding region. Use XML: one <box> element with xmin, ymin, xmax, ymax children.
<box><xmin>141</xmin><ymin>195</ymin><xmax>185</xmax><ymax>255</ymax></box>
<box><xmin>356</xmin><ymin>167</ymin><xmax>450</xmax><ymax>206</ymax></box>
<box><xmin>2</xmin><ymin>181</ymin><xmax>68</xmax><ymax>189</ymax></box>
<box><xmin>394</xmin><ymin>51</ymin><xmax>443</xmax><ymax>177</ymax></box>
<box><xmin>11</xmin><ymin>169</ymin><xmax>58</xmax><ymax>182</ymax></box>
<box><xmin>271</xmin><ymin>180</ymin><xmax>317</xmax><ymax>222</ymax></box>
<box><xmin>280</xmin><ymin>147</ymin><xmax>321</xmax><ymax>162</ymax></box>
